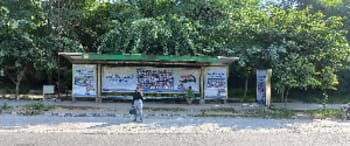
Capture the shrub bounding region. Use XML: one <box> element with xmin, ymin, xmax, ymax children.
<box><xmin>312</xmin><ymin>108</ymin><xmax>345</xmax><ymax>119</ymax></box>
<box><xmin>21</xmin><ymin>102</ymin><xmax>55</xmax><ymax>116</ymax></box>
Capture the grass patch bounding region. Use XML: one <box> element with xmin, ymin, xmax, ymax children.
<box><xmin>56</xmin><ymin>105</ymin><xmax>99</xmax><ymax>110</ymax></box>
<box><xmin>143</xmin><ymin>107</ymin><xmax>186</xmax><ymax>112</ymax></box>
<box><xmin>198</xmin><ymin>108</ymin><xmax>296</xmax><ymax>119</ymax></box>
<box><xmin>244</xmin><ymin>108</ymin><xmax>296</xmax><ymax>119</ymax></box>
<box><xmin>196</xmin><ymin>114</ymin><xmax>237</xmax><ymax>118</ymax></box>
<box><xmin>0</xmin><ymin>103</ymin><xmax>12</xmax><ymax>112</ymax></box>
<box><xmin>200</xmin><ymin>107</ymin><xmax>236</xmax><ymax>115</ymax></box>
<box><xmin>311</xmin><ymin>108</ymin><xmax>345</xmax><ymax>119</ymax></box>
<box><xmin>20</xmin><ymin>102</ymin><xmax>55</xmax><ymax>116</ymax></box>
<box><xmin>288</xmin><ymin>90</ymin><xmax>350</xmax><ymax>103</ymax></box>
<box><xmin>198</xmin><ymin>108</ymin><xmax>347</xmax><ymax>119</ymax></box>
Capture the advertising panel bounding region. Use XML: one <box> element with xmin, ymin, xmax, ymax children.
<box><xmin>72</xmin><ymin>64</ymin><xmax>97</xmax><ymax>97</ymax></box>
<box><xmin>102</xmin><ymin>67</ymin><xmax>138</xmax><ymax>92</ymax></box>
<box><xmin>204</xmin><ymin>67</ymin><xmax>228</xmax><ymax>99</ymax></box>
<box><xmin>102</xmin><ymin>67</ymin><xmax>200</xmax><ymax>93</ymax></box>
<box><xmin>256</xmin><ymin>69</ymin><xmax>272</xmax><ymax>106</ymax></box>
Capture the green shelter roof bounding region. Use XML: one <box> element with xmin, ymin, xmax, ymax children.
<box><xmin>59</xmin><ymin>52</ymin><xmax>238</xmax><ymax>66</ymax></box>
<box><xmin>83</xmin><ymin>53</ymin><xmax>220</xmax><ymax>63</ymax></box>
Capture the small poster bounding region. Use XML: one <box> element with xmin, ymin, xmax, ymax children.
<box><xmin>204</xmin><ymin>67</ymin><xmax>228</xmax><ymax>99</ymax></box>
<box><xmin>72</xmin><ymin>64</ymin><xmax>97</xmax><ymax>97</ymax></box>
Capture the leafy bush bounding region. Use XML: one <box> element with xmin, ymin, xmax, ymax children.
<box><xmin>243</xmin><ymin>108</ymin><xmax>296</xmax><ymax>119</ymax></box>
<box><xmin>0</xmin><ymin>102</ymin><xmax>12</xmax><ymax>111</ymax></box>
<box><xmin>0</xmin><ymin>103</ymin><xmax>12</xmax><ymax>113</ymax></box>
<box><xmin>143</xmin><ymin>107</ymin><xmax>185</xmax><ymax>112</ymax></box>
<box><xmin>57</xmin><ymin>105</ymin><xmax>98</xmax><ymax>110</ymax></box>
<box><xmin>21</xmin><ymin>103</ymin><xmax>55</xmax><ymax>116</ymax></box>
<box><xmin>312</xmin><ymin>108</ymin><xmax>345</xmax><ymax>119</ymax></box>
<box><xmin>201</xmin><ymin>107</ymin><xmax>236</xmax><ymax>113</ymax></box>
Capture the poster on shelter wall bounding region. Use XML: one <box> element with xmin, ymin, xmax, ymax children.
<box><xmin>136</xmin><ymin>67</ymin><xmax>174</xmax><ymax>92</ymax></box>
<box><xmin>137</xmin><ymin>67</ymin><xmax>200</xmax><ymax>93</ymax></box>
<box><xmin>101</xmin><ymin>66</ymin><xmax>200</xmax><ymax>93</ymax></box>
<box><xmin>72</xmin><ymin>64</ymin><xmax>97</xmax><ymax>97</ymax></box>
<box><xmin>102</xmin><ymin>67</ymin><xmax>138</xmax><ymax>92</ymax></box>
<box><xmin>204</xmin><ymin>67</ymin><xmax>228</xmax><ymax>99</ymax></box>
<box><xmin>173</xmin><ymin>68</ymin><xmax>200</xmax><ymax>93</ymax></box>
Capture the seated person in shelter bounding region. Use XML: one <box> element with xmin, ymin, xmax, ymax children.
<box><xmin>186</xmin><ymin>86</ymin><xmax>195</xmax><ymax>104</ymax></box>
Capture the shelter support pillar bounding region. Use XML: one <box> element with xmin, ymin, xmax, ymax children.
<box><xmin>72</xmin><ymin>95</ymin><xmax>76</xmax><ymax>103</ymax></box>
<box><xmin>72</xmin><ymin>65</ymin><xmax>76</xmax><ymax>103</ymax></box>
<box><xmin>200</xmin><ymin>66</ymin><xmax>205</xmax><ymax>104</ymax></box>
<box><xmin>96</xmin><ymin>64</ymin><xmax>102</xmax><ymax>103</ymax></box>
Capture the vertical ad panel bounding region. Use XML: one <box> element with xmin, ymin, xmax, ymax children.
<box><xmin>72</xmin><ymin>64</ymin><xmax>97</xmax><ymax>97</ymax></box>
<box><xmin>256</xmin><ymin>69</ymin><xmax>272</xmax><ymax>106</ymax></box>
<box><xmin>256</xmin><ymin>70</ymin><xmax>266</xmax><ymax>104</ymax></box>
<box><xmin>204</xmin><ymin>67</ymin><xmax>228</xmax><ymax>99</ymax></box>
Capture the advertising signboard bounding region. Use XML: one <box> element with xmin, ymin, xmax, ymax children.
<box><xmin>72</xmin><ymin>64</ymin><xmax>97</xmax><ymax>97</ymax></box>
<box><xmin>204</xmin><ymin>67</ymin><xmax>228</xmax><ymax>99</ymax></box>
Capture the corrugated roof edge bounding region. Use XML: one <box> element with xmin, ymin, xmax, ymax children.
<box><xmin>83</xmin><ymin>53</ymin><xmax>222</xmax><ymax>63</ymax></box>
<box><xmin>59</xmin><ymin>52</ymin><xmax>239</xmax><ymax>64</ymax></box>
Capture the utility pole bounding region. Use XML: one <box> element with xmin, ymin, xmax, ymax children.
<box><xmin>57</xmin><ymin>0</ymin><xmax>62</xmax><ymax>100</ymax></box>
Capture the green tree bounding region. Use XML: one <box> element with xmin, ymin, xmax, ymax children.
<box><xmin>257</xmin><ymin>7</ymin><xmax>349</xmax><ymax>102</ymax></box>
<box><xmin>0</xmin><ymin>0</ymin><xmax>80</xmax><ymax>99</ymax></box>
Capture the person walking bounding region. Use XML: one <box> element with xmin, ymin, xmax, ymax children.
<box><xmin>132</xmin><ymin>87</ymin><xmax>144</xmax><ymax>122</ymax></box>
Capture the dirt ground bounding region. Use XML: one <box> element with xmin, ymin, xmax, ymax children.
<box><xmin>0</xmin><ymin>99</ymin><xmax>349</xmax><ymax>146</ymax></box>
<box><xmin>0</xmin><ymin>115</ymin><xmax>350</xmax><ymax>146</ymax></box>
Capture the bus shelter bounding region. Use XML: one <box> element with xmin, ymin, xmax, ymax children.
<box><xmin>59</xmin><ymin>52</ymin><xmax>238</xmax><ymax>103</ymax></box>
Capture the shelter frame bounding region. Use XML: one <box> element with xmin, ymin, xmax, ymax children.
<box><xmin>60</xmin><ymin>52</ymin><xmax>238</xmax><ymax>104</ymax></box>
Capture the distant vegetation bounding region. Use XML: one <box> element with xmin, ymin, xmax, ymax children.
<box><xmin>0</xmin><ymin>0</ymin><xmax>349</xmax><ymax>103</ymax></box>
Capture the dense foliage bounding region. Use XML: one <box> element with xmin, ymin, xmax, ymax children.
<box><xmin>0</xmin><ymin>0</ymin><xmax>349</xmax><ymax>101</ymax></box>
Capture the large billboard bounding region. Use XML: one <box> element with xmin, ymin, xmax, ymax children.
<box><xmin>204</xmin><ymin>67</ymin><xmax>228</xmax><ymax>99</ymax></box>
<box><xmin>102</xmin><ymin>66</ymin><xmax>200</xmax><ymax>93</ymax></box>
<box><xmin>72</xmin><ymin>64</ymin><xmax>97</xmax><ymax>97</ymax></box>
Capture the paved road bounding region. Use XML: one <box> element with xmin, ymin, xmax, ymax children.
<box><xmin>0</xmin><ymin>116</ymin><xmax>349</xmax><ymax>146</ymax></box>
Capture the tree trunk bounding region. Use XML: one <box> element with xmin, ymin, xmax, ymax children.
<box><xmin>15</xmin><ymin>81</ymin><xmax>20</xmax><ymax>101</ymax></box>
<box><xmin>244</xmin><ymin>77</ymin><xmax>248</xmax><ymax>98</ymax></box>
<box><xmin>6</xmin><ymin>67</ymin><xmax>27</xmax><ymax>101</ymax></box>
<box><xmin>280</xmin><ymin>86</ymin><xmax>285</xmax><ymax>103</ymax></box>
<box><xmin>48</xmin><ymin>71</ymin><xmax>53</xmax><ymax>84</ymax></box>
<box><xmin>15</xmin><ymin>67</ymin><xmax>27</xmax><ymax>101</ymax></box>
<box><xmin>284</xmin><ymin>87</ymin><xmax>289</xmax><ymax>108</ymax></box>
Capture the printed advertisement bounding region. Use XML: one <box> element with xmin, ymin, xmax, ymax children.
<box><xmin>204</xmin><ymin>67</ymin><xmax>228</xmax><ymax>98</ymax></box>
<box><xmin>102</xmin><ymin>67</ymin><xmax>200</xmax><ymax>93</ymax></box>
<box><xmin>256</xmin><ymin>69</ymin><xmax>272</xmax><ymax>106</ymax></box>
<box><xmin>174</xmin><ymin>69</ymin><xmax>199</xmax><ymax>93</ymax></box>
<box><xmin>102</xmin><ymin>66</ymin><xmax>138</xmax><ymax>92</ymax></box>
<box><xmin>72</xmin><ymin>64</ymin><xmax>97</xmax><ymax>97</ymax></box>
<box><xmin>256</xmin><ymin>70</ymin><xmax>266</xmax><ymax>104</ymax></box>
